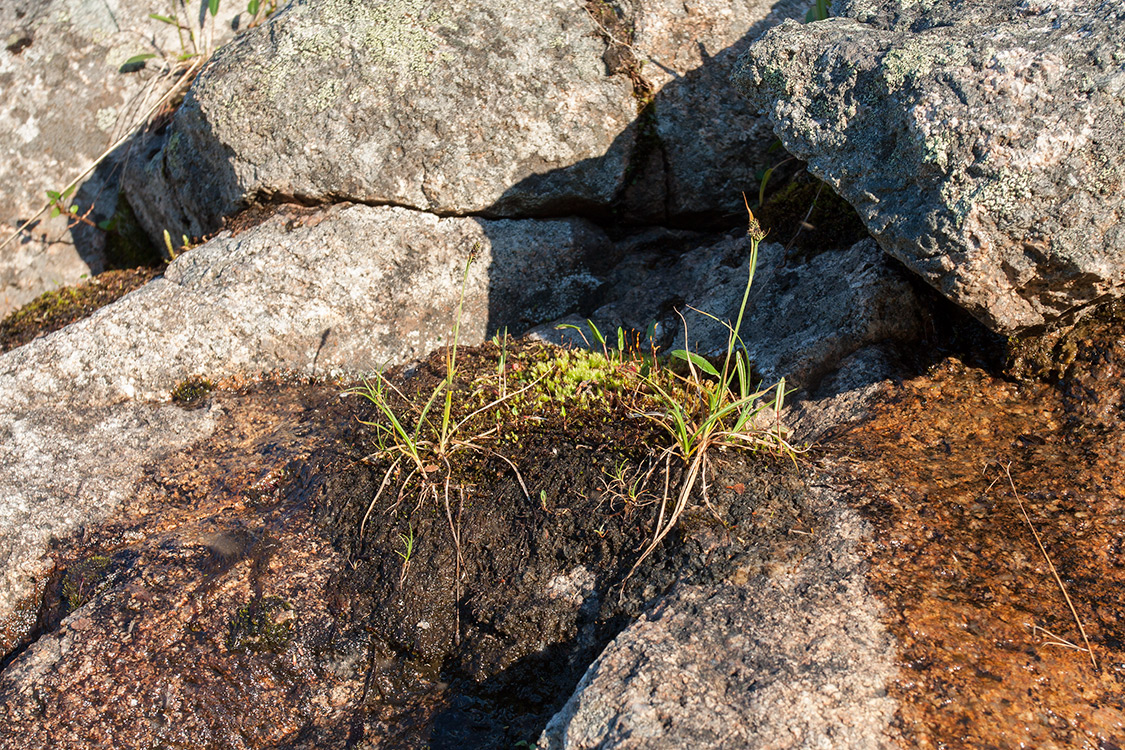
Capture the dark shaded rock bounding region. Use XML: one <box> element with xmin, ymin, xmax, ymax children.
<box><xmin>629</xmin><ymin>0</ymin><xmax>809</xmax><ymax>221</ymax></box>
<box><xmin>732</xmin><ymin>0</ymin><xmax>1125</xmax><ymax>334</ymax></box>
<box><xmin>0</xmin><ymin>358</ymin><xmax>843</xmax><ymax>749</ymax></box>
<box><xmin>530</xmin><ymin>234</ymin><xmax>926</xmax><ymax>394</ymax></box>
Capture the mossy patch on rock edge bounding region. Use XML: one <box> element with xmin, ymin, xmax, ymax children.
<box><xmin>171</xmin><ymin>375</ymin><xmax>216</xmax><ymax>407</ymax></box>
<box><xmin>0</xmin><ymin>267</ymin><xmax>161</xmax><ymax>352</ymax></box>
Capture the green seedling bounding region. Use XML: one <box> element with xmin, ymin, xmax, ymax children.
<box><xmin>349</xmin><ymin>250</ymin><xmax>540</xmax><ymax>537</ymax></box>
<box><xmin>396</xmin><ymin>523</ymin><xmax>415</xmax><ymax>585</ymax></box>
<box><xmin>246</xmin><ymin>0</ymin><xmax>278</xmax><ymax>26</ymax></box>
<box><xmin>491</xmin><ymin>326</ymin><xmax>510</xmax><ymax>399</ymax></box>
<box><xmin>601</xmin><ymin>458</ymin><xmax>659</xmax><ymax>512</ymax></box>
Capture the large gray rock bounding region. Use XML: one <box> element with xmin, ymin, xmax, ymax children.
<box><xmin>0</xmin><ymin>0</ymin><xmax>246</xmax><ymax>315</ymax></box>
<box><xmin>124</xmin><ymin>0</ymin><xmax>638</xmax><ymax>242</ymax></box>
<box><xmin>732</xmin><ymin>0</ymin><xmax>1125</xmax><ymax>334</ymax></box>
<box><xmin>539</xmin><ymin>485</ymin><xmax>897</xmax><ymax>750</ymax></box>
<box><xmin>0</xmin><ymin>202</ymin><xmax>603</xmax><ymax>652</ymax></box>
<box><xmin>123</xmin><ymin>0</ymin><xmax>816</xmax><ymax>241</ymax></box>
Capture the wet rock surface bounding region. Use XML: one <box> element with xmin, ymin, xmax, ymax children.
<box><xmin>0</xmin><ymin>351</ymin><xmax>831</xmax><ymax>748</ymax></box>
<box><xmin>733</xmin><ymin>0</ymin><xmax>1125</xmax><ymax>334</ymax></box>
<box><xmin>823</xmin><ymin>347</ymin><xmax>1125</xmax><ymax>746</ymax></box>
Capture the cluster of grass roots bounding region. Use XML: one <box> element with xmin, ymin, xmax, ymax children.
<box><xmin>347</xmin><ymin>209</ymin><xmax>800</xmax><ymax>588</ymax></box>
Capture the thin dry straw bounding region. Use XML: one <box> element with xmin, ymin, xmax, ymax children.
<box><xmin>1000</xmin><ymin>461</ymin><xmax>1097</xmax><ymax>670</ymax></box>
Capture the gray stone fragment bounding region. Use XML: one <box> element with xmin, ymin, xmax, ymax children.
<box><xmin>123</xmin><ymin>0</ymin><xmax>637</xmax><ymax>243</ymax></box>
<box><xmin>632</xmin><ymin>0</ymin><xmax>808</xmax><ymax>220</ymax></box>
<box><xmin>0</xmin><ymin>0</ymin><xmax>245</xmax><ymax>314</ymax></box>
<box><xmin>0</xmin><ymin>202</ymin><xmax>603</xmax><ymax>644</ymax></box>
<box><xmin>538</xmin><ymin>485</ymin><xmax>897</xmax><ymax>750</ymax></box>
<box><xmin>732</xmin><ymin>0</ymin><xmax>1125</xmax><ymax>333</ymax></box>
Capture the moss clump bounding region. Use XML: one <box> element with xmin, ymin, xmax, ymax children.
<box><xmin>171</xmin><ymin>376</ymin><xmax>215</xmax><ymax>406</ymax></box>
<box><xmin>1006</xmin><ymin>297</ymin><xmax>1125</xmax><ymax>383</ymax></box>
<box><xmin>60</xmin><ymin>554</ymin><xmax>113</xmax><ymax>611</ymax></box>
<box><xmin>0</xmin><ymin>267</ymin><xmax>161</xmax><ymax>352</ymax></box>
<box><xmin>226</xmin><ymin>596</ymin><xmax>295</xmax><ymax>653</ymax></box>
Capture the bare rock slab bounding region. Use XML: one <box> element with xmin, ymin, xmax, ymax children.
<box><xmin>732</xmin><ymin>0</ymin><xmax>1125</xmax><ymax>334</ymax></box>
<box><xmin>539</xmin><ymin>486</ymin><xmax>898</xmax><ymax>750</ymax></box>
<box><xmin>0</xmin><ymin>203</ymin><xmax>602</xmax><ymax>651</ymax></box>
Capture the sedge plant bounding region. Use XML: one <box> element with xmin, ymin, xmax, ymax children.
<box><xmin>348</xmin><ymin>249</ymin><xmax>538</xmax><ymax>536</ymax></box>
<box><xmin>626</xmin><ymin>197</ymin><xmax>800</xmax><ymax>579</ymax></box>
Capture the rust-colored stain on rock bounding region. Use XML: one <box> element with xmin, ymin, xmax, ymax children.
<box><xmin>831</xmin><ymin>358</ymin><xmax>1125</xmax><ymax>748</ymax></box>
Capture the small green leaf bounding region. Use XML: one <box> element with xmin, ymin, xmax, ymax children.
<box><xmin>247</xmin><ymin>0</ymin><xmax>260</xmax><ymax>14</ymax></box>
<box><xmin>149</xmin><ymin>12</ymin><xmax>177</xmax><ymax>24</ymax></box>
<box><xmin>209</xmin><ymin>0</ymin><xmax>220</xmax><ymax>17</ymax></box>
<box><xmin>123</xmin><ymin>53</ymin><xmax>158</xmax><ymax>65</ymax></box>
<box><xmin>671</xmin><ymin>350</ymin><xmax>721</xmax><ymax>378</ymax></box>
<box><xmin>61</xmin><ymin>185</ymin><xmax>76</xmax><ymax>200</ymax></box>
<box><xmin>97</xmin><ymin>218</ymin><xmax>117</xmax><ymax>231</ymax></box>
<box><xmin>49</xmin><ymin>206</ymin><xmax>61</xmax><ymax>218</ymax></box>
<box><xmin>45</xmin><ymin>189</ymin><xmax>61</xmax><ymax>202</ymax></box>
<box><xmin>587</xmin><ymin>319</ymin><xmax>605</xmax><ymax>348</ymax></box>
<box><xmin>69</xmin><ymin>205</ymin><xmax>79</xmax><ymax>213</ymax></box>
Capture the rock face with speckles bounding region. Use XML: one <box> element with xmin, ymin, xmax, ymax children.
<box><xmin>124</xmin><ymin>0</ymin><xmax>639</xmax><ymax>243</ymax></box>
<box><xmin>0</xmin><ymin>0</ymin><xmax>245</xmax><ymax>315</ymax></box>
<box><xmin>122</xmin><ymin>0</ymin><xmax>813</xmax><ymax>242</ymax></box>
<box><xmin>732</xmin><ymin>0</ymin><xmax>1125</xmax><ymax>334</ymax></box>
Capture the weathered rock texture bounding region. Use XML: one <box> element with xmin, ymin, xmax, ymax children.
<box><xmin>733</xmin><ymin>0</ymin><xmax>1125</xmax><ymax>334</ymax></box>
<box><xmin>539</xmin><ymin>485</ymin><xmax>897</xmax><ymax>749</ymax></box>
<box><xmin>0</xmin><ymin>0</ymin><xmax>244</xmax><ymax>314</ymax></box>
<box><xmin>125</xmin><ymin>0</ymin><xmax>638</xmax><ymax>242</ymax></box>
<box><xmin>631</xmin><ymin>0</ymin><xmax>807</xmax><ymax>219</ymax></box>
<box><xmin>0</xmin><ymin>202</ymin><xmax>602</xmax><ymax>651</ymax></box>
<box><xmin>124</xmin><ymin>0</ymin><xmax>815</xmax><ymax>242</ymax></box>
